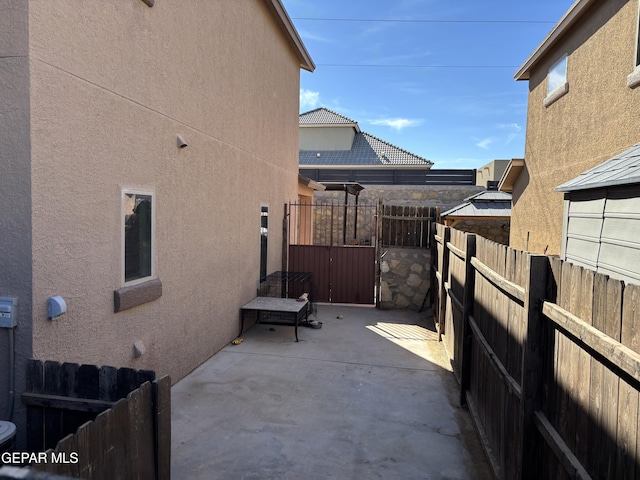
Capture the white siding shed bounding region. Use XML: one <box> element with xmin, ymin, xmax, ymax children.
<box><xmin>557</xmin><ymin>143</ymin><xmax>640</xmax><ymax>285</ymax></box>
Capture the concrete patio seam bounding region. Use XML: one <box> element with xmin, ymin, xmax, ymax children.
<box><xmin>220</xmin><ymin>349</ymin><xmax>445</xmax><ymax>372</ymax></box>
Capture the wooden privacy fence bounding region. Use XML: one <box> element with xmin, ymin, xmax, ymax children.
<box><xmin>23</xmin><ymin>360</ymin><xmax>170</xmax><ymax>480</ymax></box>
<box><xmin>433</xmin><ymin>223</ymin><xmax>640</xmax><ymax>480</ymax></box>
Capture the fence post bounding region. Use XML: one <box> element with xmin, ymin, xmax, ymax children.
<box><xmin>282</xmin><ymin>203</ymin><xmax>289</xmax><ymax>273</ymax></box>
<box><xmin>520</xmin><ymin>254</ymin><xmax>549</xmax><ymax>480</ymax></box>
<box><xmin>437</xmin><ymin>226</ymin><xmax>451</xmax><ymax>339</ymax></box>
<box><xmin>460</xmin><ymin>233</ymin><xmax>476</xmax><ymax>405</ymax></box>
<box><xmin>153</xmin><ymin>375</ymin><xmax>171</xmax><ymax>480</ymax></box>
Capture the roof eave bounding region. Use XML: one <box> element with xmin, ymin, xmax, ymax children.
<box><xmin>299</xmin><ymin>164</ymin><xmax>433</xmax><ymax>169</ymax></box>
<box><xmin>498</xmin><ymin>159</ymin><xmax>525</xmax><ymax>193</ymax></box>
<box><xmin>556</xmin><ymin>177</ymin><xmax>640</xmax><ymax>192</ymax></box>
<box><xmin>263</xmin><ymin>0</ymin><xmax>315</xmax><ymax>72</ymax></box>
<box><xmin>514</xmin><ymin>0</ymin><xmax>595</xmax><ymax>81</ymax></box>
<box><xmin>300</xmin><ymin>123</ymin><xmax>361</xmax><ymax>133</ymax></box>
<box><xmin>298</xmin><ymin>174</ymin><xmax>326</xmax><ymax>191</ymax></box>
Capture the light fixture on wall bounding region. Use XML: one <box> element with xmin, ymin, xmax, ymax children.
<box><xmin>177</xmin><ymin>134</ymin><xmax>188</xmax><ymax>149</ymax></box>
<box><xmin>141</xmin><ymin>0</ymin><xmax>154</xmax><ymax>7</ymax></box>
<box><xmin>47</xmin><ymin>296</ymin><xmax>67</xmax><ymax>320</ymax></box>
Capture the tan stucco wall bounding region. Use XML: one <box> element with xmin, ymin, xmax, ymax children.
<box><xmin>512</xmin><ymin>0</ymin><xmax>640</xmax><ymax>254</ymax></box>
<box><xmin>299</xmin><ymin>126</ymin><xmax>356</xmax><ymax>151</ymax></box>
<box><xmin>0</xmin><ymin>0</ymin><xmax>32</xmax><ymax>427</ymax></box>
<box><xmin>476</xmin><ymin>160</ymin><xmax>509</xmax><ymax>187</ymax></box>
<box><xmin>27</xmin><ymin>1</ymin><xmax>301</xmax><ymax>384</ymax></box>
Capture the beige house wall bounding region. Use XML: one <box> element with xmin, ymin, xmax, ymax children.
<box><xmin>511</xmin><ymin>0</ymin><xmax>640</xmax><ymax>254</ymax></box>
<box><xmin>24</xmin><ymin>1</ymin><xmax>302</xmax><ymax>385</ymax></box>
<box><xmin>299</xmin><ymin>126</ymin><xmax>356</xmax><ymax>151</ymax></box>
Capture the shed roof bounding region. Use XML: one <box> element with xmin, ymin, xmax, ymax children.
<box><xmin>442</xmin><ymin>190</ymin><xmax>512</xmax><ymax>218</ymax></box>
<box><xmin>555</xmin><ymin>142</ymin><xmax>640</xmax><ymax>192</ymax></box>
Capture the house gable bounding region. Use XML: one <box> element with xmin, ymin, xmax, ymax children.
<box><xmin>299</xmin><ymin>108</ymin><xmax>432</xmax><ymax>168</ymax></box>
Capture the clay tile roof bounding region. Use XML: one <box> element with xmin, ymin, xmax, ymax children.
<box><xmin>299</xmin><ymin>108</ymin><xmax>432</xmax><ymax>167</ymax></box>
<box><xmin>299</xmin><ymin>107</ymin><xmax>358</xmax><ymax>126</ymax></box>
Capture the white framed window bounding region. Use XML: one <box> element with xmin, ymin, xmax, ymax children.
<box><xmin>544</xmin><ymin>55</ymin><xmax>569</xmax><ymax>107</ymax></box>
<box><xmin>547</xmin><ymin>56</ymin><xmax>567</xmax><ymax>94</ymax></box>
<box><xmin>122</xmin><ymin>189</ymin><xmax>155</xmax><ymax>285</ymax></box>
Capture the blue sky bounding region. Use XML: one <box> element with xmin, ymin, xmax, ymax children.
<box><xmin>282</xmin><ymin>0</ymin><xmax>575</xmax><ymax>169</ymax></box>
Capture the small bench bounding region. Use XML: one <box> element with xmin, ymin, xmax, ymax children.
<box><xmin>239</xmin><ymin>297</ymin><xmax>309</xmax><ymax>342</ymax></box>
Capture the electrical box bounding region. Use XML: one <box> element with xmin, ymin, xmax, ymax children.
<box><xmin>0</xmin><ymin>297</ymin><xmax>18</xmax><ymax>329</ymax></box>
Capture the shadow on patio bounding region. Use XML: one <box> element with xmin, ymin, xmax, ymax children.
<box><xmin>171</xmin><ymin>305</ymin><xmax>493</xmax><ymax>480</ymax></box>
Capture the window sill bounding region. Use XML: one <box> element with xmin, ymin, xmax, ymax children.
<box><xmin>627</xmin><ymin>67</ymin><xmax>640</xmax><ymax>89</ymax></box>
<box><xmin>544</xmin><ymin>82</ymin><xmax>569</xmax><ymax>108</ymax></box>
<box><xmin>114</xmin><ymin>278</ymin><xmax>162</xmax><ymax>312</ymax></box>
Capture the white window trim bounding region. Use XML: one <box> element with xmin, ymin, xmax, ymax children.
<box><xmin>121</xmin><ymin>188</ymin><xmax>156</xmax><ymax>286</ymax></box>
<box><xmin>544</xmin><ymin>81</ymin><xmax>570</xmax><ymax>107</ymax></box>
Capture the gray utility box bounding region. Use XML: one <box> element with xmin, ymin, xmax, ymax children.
<box><xmin>0</xmin><ymin>297</ymin><xmax>18</xmax><ymax>328</ymax></box>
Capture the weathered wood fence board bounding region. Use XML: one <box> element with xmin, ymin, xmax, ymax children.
<box><xmin>23</xmin><ymin>361</ymin><xmax>170</xmax><ymax>480</ymax></box>
<box><xmin>432</xmin><ymin>223</ymin><xmax>640</xmax><ymax>480</ymax></box>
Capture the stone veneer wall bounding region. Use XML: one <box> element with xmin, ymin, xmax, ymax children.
<box><xmin>380</xmin><ymin>247</ymin><xmax>431</xmax><ymax>311</ymax></box>
<box><xmin>313</xmin><ymin>184</ymin><xmax>485</xmax><ymax>211</ymax></box>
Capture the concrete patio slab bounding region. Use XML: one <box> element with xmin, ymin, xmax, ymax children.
<box><xmin>171</xmin><ymin>305</ymin><xmax>493</xmax><ymax>479</ymax></box>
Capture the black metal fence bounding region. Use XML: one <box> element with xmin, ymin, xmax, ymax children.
<box><xmin>381</xmin><ymin>205</ymin><xmax>439</xmax><ymax>248</ymax></box>
<box><xmin>288</xmin><ymin>201</ymin><xmax>378</xmax><ymax>247</ymax></box>
<box><xmin>299</xmin><ymin>168</ymin><xmax>476</xmax><ymax>185</ymax></box>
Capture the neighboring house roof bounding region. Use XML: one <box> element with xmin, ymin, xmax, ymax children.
<box><xmin>299</xmin><ymin>108</ymin><xmax>433</xmax><ymax>167</ymax></box>
<box><xmin>514</xmin><ymin>0</ymin><xmax>595</xmax><ymax>80</ymax></box>
<box><xmin>301</xmin><ymin>132</ymin><xmax>432</xmax><ymax>166</ymax></box>
<box><xmin>263</xmin><ymin>0</ymin><xmax>315</xmax><ymax>72</ymax></box>
<box><xmin>556</xmin><ymin>142</ymin><xmax>640</xmax><ymax>192</ymax></box>
<box><xmin>299</xmin><ymin>108</ymin><xmax>359</xmax><ymax>129</ymax></box>
<box><xmin>441</xmin><ymin>190</ymin><xmax>512</xmax><ymax>218</ymax></box>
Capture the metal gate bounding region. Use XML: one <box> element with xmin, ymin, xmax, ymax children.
<box><xmin>288</xmin><ymin>245</ymin><xmax>376</xmax><ymax>304</ymax></box>
<box><xmin>287</xmin><ymin>200</ymin><xmax>378</xmax><ymax>305</ymax></box>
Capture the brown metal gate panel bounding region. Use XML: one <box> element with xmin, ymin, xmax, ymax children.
<box><xmin>289</xmin><ymin>245</ymin><xmax>331</xmax><ymax>302</ymax></box>
<box><xmin>289</xmin><ymin>245</ymin><xmax>375</xmax><ymax>305</ymax></box>
<box><xmin>330</xmin><ymin>246</ymin><xmax>376</xmax><ymax>304</ymax></box>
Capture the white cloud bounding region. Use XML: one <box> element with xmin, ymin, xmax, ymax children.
<box><xmin>300</xmin><ymin>89</ymin><xmax>320</xmax><ymax>110</ymax></box>
<box><xmin>476</xmin><ymin>138</ymin><xmax>492</xmax><ymax>150</ymax></box>
<box><xmin>497</xmin><ymin>123</ymin><xmax>522</xmax><ymax>132</ymax></box>
<box><xmin>298</xmin><ymin>29</ymin><xmax>332</xmax><ymax>43</ymax></box>
<box><xmin>369</xmin><ymin>118</ymin><xmax>423</xmax><ymax>130</ymax></box>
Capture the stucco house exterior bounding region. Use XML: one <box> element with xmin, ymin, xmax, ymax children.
<box><xmin>501</xmin><ymin>0</ymin><xmax>640</xmax><ymax>255</ymax></box>
<box><xmin>0</xmin><ymin>0</ymin><xmax>313</xmax><ymax>445</ymax></box>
